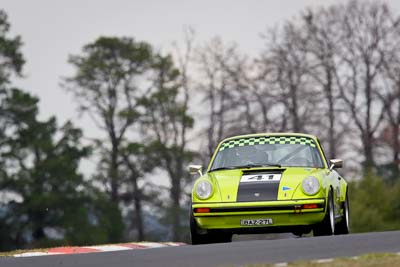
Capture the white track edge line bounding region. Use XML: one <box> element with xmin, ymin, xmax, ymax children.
<box><xmin>85</xmin><ymin>245</ymin><xmax>131</xmax><ymax>252</ymax></box>
<box><xmin>313</xmin><ymin>258</ymin><xmax>334</xmax><ymax>263</ymax></box>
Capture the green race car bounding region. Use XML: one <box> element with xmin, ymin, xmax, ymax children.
<box><xmin>189</xmin><ymin>133</ymin><xmax>349</xmax><ymax>244</ymax></box>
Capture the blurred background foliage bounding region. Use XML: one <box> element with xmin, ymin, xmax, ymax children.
<box><xmin>349</xmin><ymin>175</ymin><xmax>400</xmax><ymax>233</ymax></box>
<box><xmin>0</xmin><ymin>0</ymin><xmax>400</xmax><ymax>251</ymax></box>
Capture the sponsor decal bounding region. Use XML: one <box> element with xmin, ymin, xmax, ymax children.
<box><xmin>240</xmin><ymin>173</ymin><xmax>282</xmax><ymax>183</ymax></box>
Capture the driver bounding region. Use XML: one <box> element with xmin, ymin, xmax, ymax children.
<box><xmin>237</xmin><ymin>145</ymin><xmax>269</xmax><ymax>165</ymax></box>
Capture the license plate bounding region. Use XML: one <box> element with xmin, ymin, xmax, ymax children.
<box><xmin>240</xmin><ymin>218</ymin><xmax>273</xmax><ymax>226</ymax></box>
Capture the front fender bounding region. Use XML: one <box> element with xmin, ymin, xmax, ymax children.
<box><xmin>291</xmin><ymin>170</ymin><xmax>328</xmax><ymax>200</ymax></box>
<box><xmin>192</xmin><ymin>175</ymin><xmax>222</xmax><ymax>203</ymax></box>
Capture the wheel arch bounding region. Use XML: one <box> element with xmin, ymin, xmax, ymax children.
<box><xmin>323</xmin><ymin>186</ymin><xmax>334</xmax><ymax>211</ymax></box>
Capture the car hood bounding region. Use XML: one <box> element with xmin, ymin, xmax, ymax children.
<box><xmin>207</xmin><ymin>167</ymin><xmax>324</xmax><ymax>202</ymax></box>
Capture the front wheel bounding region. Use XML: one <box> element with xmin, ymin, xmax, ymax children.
<box><xmin>335</xmin><ymin>190</ymin><xmax>350</xmax><ymax>235</ymax></box>
<box><xmin>313</xmin><ymin>189</ymin><xmax>335</xmax><ymax>236</ymax></box>
<box><xmin>190</xmin><ymin>212</ymin><xmax>232</xmax><ymax>244</ymax></box>
<box><xmin>190</xmin><ymin>211</ymin><xmax>211</xmax><ymax>244</ymax></box>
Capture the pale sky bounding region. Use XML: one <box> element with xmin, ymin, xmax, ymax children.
<box><xmin>2</xmin><ymin>0</ymin><xmax>399</xmax><ymax>139</ymax></box>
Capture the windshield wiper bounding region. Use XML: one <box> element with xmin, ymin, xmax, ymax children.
<box><xmin>209</xmin><ymin>166</ymin><xmax>237</xmax><ymax>172</ymax></box>
<box><xmin>235</xmin><ymin>163</ymin><xmax>282</xmax><ymax>169</ymax></box>
<box><xmin>210</xmin><ymin>163</ymin><xmax>282</xmax><ymax>172</ymax></box>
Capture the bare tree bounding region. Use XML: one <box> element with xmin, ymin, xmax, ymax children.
<box><xmin>333</xmin><ymin>1</ymin><xmax>395</xmax><ymax>170</ymax></box>
<box><xmin>260</xmin><ymin>22</ymin><xmax>322</xmax><ymax>134</ymax></box>
<box><xmin>379</xmin><ymin>24</ymin><xmax>400</xmax><ymax>177</ymax></box>
<box><xmin>300</xmin><ymin>6</ymin><xmax>349</xmax><ymax>159</ymax></box>
<box><xmin>196</xmin><ymin>38</ymin><xmax>237</xmax><ymax>158</ymax></box>
<box><xmin>213</xmin><ymin>46</ymin><xmax>279</xmax><ymax>133</ymax></box>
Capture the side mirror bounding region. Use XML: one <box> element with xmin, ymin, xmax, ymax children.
<box><xmin>329</xmin><ymin>159</ymin><xmax>343</xmax><ymax>171</ymax></box>
<box><xmin>188</xmin><ymin>164</ymin><xmax>203</xmax><ymax>176</ymax></box>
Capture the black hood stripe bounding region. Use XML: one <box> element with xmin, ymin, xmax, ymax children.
<box><xmin>237</xmin><ymin>181</ymin><xmax>280</xmax><ymax>202</ymax></box>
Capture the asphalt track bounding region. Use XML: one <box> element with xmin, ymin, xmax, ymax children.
<box><xmin>2</xmin><ymin>231</ymin><xmax>400</xmax><ymax>267</ymax></box>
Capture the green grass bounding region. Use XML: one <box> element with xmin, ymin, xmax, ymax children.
<box><xmin>243</xmin><ymin>253</ymin><xmax>400</xmax><ymax>267</ymax></box>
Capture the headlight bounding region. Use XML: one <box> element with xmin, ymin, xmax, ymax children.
<box><xmin>195</xmin><ymin>180</ymin><xmax>213</xmax><ymax>199</ymax></box>
<box><xmin>302</xmin><ymin>176</ymin><xmax>320</xmax><ymax>195</ymax></box>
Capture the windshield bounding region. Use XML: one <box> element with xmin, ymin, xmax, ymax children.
<box><xmin>210</xmin><ymin>136</ymin><xmax>325</xmax><ymax>171</ymax></box>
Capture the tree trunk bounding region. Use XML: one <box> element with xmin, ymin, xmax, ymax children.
<box><xmin>363</xmin><ymin>66</ymin><xmax>375</xmax><ymax>173</ymax></box>
<box><xmin>207</xmin><ymin>89</ymin><xmax>216</xmax><ymax>159</ymax></box>
<box><xmin>170</xmin><ymin>178</ymin><xmax>181</xmax><ymax>241</ymax></box>
<box><xmin>392</xmin><ymin>125</ymin><xmax>400</xmax><ymax>178</ymax></box>
<box><xmin>325</xmin><ymin>70</ymin><xmax>336</xmax><ymax>159</ymax></box>
<box><xmin>110</xmin><ymin>140</ymin><xmax>119</xmax><ymax>203</ymax></box>
<box><xmin>363</xmin><ymin>132</ymin><xmax>375</xmax><ymax>172</ymax></box>
<box><xmin>289</xmin><ymin>83</ymin><xmax>300</xmax><ymax>132</ymax></box>
<box><xmin>132</xmin><ymin>177</ymin><xmax>144</xmax><ymax>241</ymax></box>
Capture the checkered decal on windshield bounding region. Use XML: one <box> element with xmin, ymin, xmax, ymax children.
<box><xmin>219</xmin><ymin>136</ymin><xmax>316</xmax><ymax>151</ymax></box>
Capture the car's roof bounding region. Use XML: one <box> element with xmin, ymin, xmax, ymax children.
<box><xmin>220</xmin><ymin>133</ymin><xmax>318</xmax><ymax>143</ymax></box>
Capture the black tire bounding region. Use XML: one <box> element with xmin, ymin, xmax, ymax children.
<box><xmin>190</xmin><ymin>212</ymin><xmax>232</xmax><ymax>244</ymax></box>
<box><xmin>214</xmin><ymin>232</ymin><xmax>232</xmax><ymax>243</ymax></box>
<box><xmin>190</xmin><ymin>211</ymin><xmax>211</xmax><ymax>244</ymax></box>
<box><xmin>292</xmin><ymin>231</ymin><xmax>303</xmax><ymax>237</ymax></box>
<box><xmin>313</xmin><ymin>189</ymin><xmax>335</xmax><ymax>236</ymax></box>
<box><xmin>335</xmin><ymin>190</ymin><xmax>350</xmax><ymax>235</ymax></box>
<box><xmin>292</xmin><ymin>228</ymin><xmax>311</xmax><ymax>237</ymax></box>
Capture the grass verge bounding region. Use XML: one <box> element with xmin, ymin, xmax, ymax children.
<box><xmin>244</xmin><ymin>253</ymin><xmax>400</xmax><ymax>267</ymax></box>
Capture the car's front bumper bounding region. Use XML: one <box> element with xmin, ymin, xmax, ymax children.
<box><xmin>192</xmin><ymin>199</ymin><xmax>326</xmax><ymax>230</ymax></box>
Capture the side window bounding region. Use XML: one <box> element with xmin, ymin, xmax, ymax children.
<box><xmin>310</xmin><ymin>146</ymin><xmax>324</xmax><ymax>167</ymax></box>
